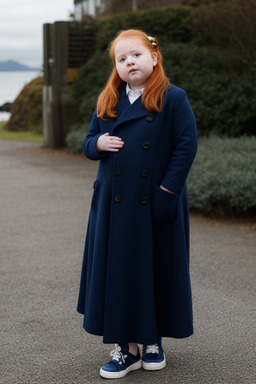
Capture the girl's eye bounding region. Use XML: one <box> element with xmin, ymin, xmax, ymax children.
<box><xmin>135</xmin><ymin>53</ymin><xmax>141</xmax><ymax>57</ymax></box>
<box><xmin>119</xmin><ymin>58</ymin><xmax>125</xmax><ymax>62</ymax></box>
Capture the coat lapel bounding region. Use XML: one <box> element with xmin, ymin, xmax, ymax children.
<box><xmin>111</xmin><ymin>84</ymin><xmax>149</xmax><ymax>134</ymax></box>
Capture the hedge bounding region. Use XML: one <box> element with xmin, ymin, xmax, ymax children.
<box><xmin>66</xmin><ymin>133</ymin><xmax>256</xmax><ymax>217</ymax></box>
<box><xmin>66</xmin><ymin>123</ymin><xmax>89</xmax><ymax>153</ymax></box>
<box><xmin>71</xmin><ymin>42</ymin><xmax>256</xmax><ymax>137</ymax></box>
<box><xmin>94</xmin><ymin>6</ymin><xmax>193</xmax><ymax>51</ymax></box>
<box><xmin>161</xmin><ymin>43</ymin><xmax>256</xmax><ymax>137</ymax></box>
<box><xmin>187</xmin><ymin>136</ymin><xmax>256</xmax><ymax>216</ymax></box>
<box><xmin>70</xmin><ymin>2</ymin><xmax>256</xmax><ymax>137</ymax></box>
<box><xmin>72</xmin><ymin>50</ymin><xmax>112</xmax><ymax>123</ymax></box>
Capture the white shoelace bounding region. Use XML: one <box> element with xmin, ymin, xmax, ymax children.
<box><xmin>146</xmin><ymin>344</ymin><xmax>159</xmax><ymax>354</ymax></box>
<box><xmin>110</xmin><ymin>344</ymin><xmax>126</xmax><ymax>364</ymax></box>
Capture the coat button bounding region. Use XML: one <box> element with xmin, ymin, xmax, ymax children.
<box><xmin>114</xmin><ymin>194</ymin><xmax>121</xmax><ymax>203</ymax></box>
<box><xmin>114</xmin><ymin>168</ymin><xmax>122</xmax><ymax>176</ymax></box>
<box><xmin>140</xmin><ymin>196</ymin><xmax>148</xmax><ymax>205</ymax></box>
<box><xmin>142</xmin><ymin>141</ymin><xmax>150</xmax><ymax>150</ymax></box>
<box><xmin>146</xmin><ymin>113</ymin><xmax>154</xmax><ymax>122</ymax></box>
<box><xmin>140</xmin><ymin>169</ymin><xmax>149</xmax><ymax>178</ymax></box>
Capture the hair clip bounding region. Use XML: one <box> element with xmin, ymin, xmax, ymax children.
<box><xmin>147</xmin><ymin>36</ymin><xmax>158</xmax><ymax>48</ymax></box>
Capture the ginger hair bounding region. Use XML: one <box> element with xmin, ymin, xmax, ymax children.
<box><xmin>97</xmin><ymin>29</ymin><xmax>170</xmax><ymax>120</ymax></box>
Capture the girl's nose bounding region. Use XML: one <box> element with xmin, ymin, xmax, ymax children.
<box><xmin>127</xmin><ymin>57</ymin><xmax>134</xmax><ymax>65</ymax></box>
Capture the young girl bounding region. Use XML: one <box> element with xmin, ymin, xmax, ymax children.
<box><xmin>77</xmin><ymin>29</ymin><xmax>197</xmax><ymax>379</ymax></box>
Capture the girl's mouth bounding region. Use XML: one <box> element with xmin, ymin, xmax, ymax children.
<box><xmin>129</xmin><ymin>69</ymin><xmax>137</xmax><ymax>74</ymax></box>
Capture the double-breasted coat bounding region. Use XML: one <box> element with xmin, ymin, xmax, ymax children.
<box><xmin>77</xmin><ymin>84</ymin><xmax>198</xmax><ymax>345</ymax></box>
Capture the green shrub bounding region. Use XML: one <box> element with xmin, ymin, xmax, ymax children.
<box><xmin>70</xmin><ymin>3</ymin><xmax>256</xmax><ymax>137</ymax></box>
<box><xmin>66</xmin><ymin>131</ymin><xmax>256</xmax><ymax>217</ymax></box>
<box><xmin>101</xmin><ymin>0</ymin><xmax>227</xmax><ymax>16</ymax></box>
<box><xmin>190</xmin><ymin>0</ymin><xmax>256</xmax><ymax>71</ymax></box>
<box><xmin>161</xmin><ymin>43</ymin><xmax>256</xmax><ymax>136</ymax></box>
<box><xmin>4</xmin><ymin>77</ymin><xmax>43</xmax><ymax>134</ymax></box>
<box><xmin>187</xmin><ymin>136</ymin><xmax>256</xmax><ymax>216</ymax></box>
<box><xmin>72</xmin><ymin>42</ymin><xmax>256</xmax><ymax>137</ymax></box>
<box><xmin>72</xmin><ymin>50</ymin><xmax>112</xmax><ymax>122</ymax></box>
<box><xmin>66</xmin><ymin>123</ymin><xmax>89</xmax><ymax>153</ymax></box>
<box><xmin>95</xmin><ymin>6</ymin><xmax>193</xmax><ymax>51</ymax></box>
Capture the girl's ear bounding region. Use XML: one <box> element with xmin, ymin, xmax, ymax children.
<box><xmin>152</xmin><ymin>52</ymin><xmax>157</xmax><ymax>67</ymax></box>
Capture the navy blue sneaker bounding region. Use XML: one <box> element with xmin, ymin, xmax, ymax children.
<box><xmin>100</xmin><ymin>344</ymin><xmax>142</xmax><ymax>379</ymax></box>
<box><xmin>142</xmin><ymin>338</ymin><xmax>166</xmax><ymax>370</ymax></box>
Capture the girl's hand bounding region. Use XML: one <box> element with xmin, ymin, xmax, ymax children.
<box><xmin>96</xmin><ymin>132</ymin><xmax>124</xmax><ymax>152</ymax></box>
<box><xmin>160</xmin><ymin>185</ymin><xmax>175</xmax><ymax>194</ymax></box>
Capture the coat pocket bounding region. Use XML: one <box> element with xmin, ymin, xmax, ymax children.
<box><xmin>151</xmin><ymin>184</ymin><xmax>177</xmax><ymax>223</ymax></box>
<box><xmin>91</xmin><ymin>180</ymin><xmax>100</xmax><ymax>212</ymax></box>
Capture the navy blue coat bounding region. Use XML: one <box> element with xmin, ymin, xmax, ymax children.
<box><xmin>77</xmin><ymin>84</ymin><xmax>198</xmax><ymax>344</ymax></box>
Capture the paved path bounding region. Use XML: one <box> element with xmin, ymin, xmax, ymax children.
<box><xmin>1</xmin><ymin>140</ymin><xmax>255</xmax><ymax>384</ymax></box>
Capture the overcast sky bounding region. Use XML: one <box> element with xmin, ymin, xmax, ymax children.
<box><xmin>0</xmin><ymin>0</ymin><xmax>74</xmax><ymax>68</ymax></box>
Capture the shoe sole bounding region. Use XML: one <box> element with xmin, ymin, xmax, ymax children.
<box><xmin>142</xmin><ymin>354</ymin><xmax>166</xmax><ymax>371</ymax></box>
<box><xmin>100</xmin><ymin>360</ymin><xmax>142</xmax><ymax>379</ymax></box>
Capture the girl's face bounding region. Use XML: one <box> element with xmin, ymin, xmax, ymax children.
<box><xmin>115</xmin><ymin>37</ymin><xmax>157</xmax><ymax>91</ymax></box>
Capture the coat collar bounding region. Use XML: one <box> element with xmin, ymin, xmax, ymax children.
<box><xmin>111</xmin><ymin>84</ymin><xmax>149</xmax><ymax>134</ymax></box>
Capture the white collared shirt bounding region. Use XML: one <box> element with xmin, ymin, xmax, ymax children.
<box><xmin>126</xmin><ymin>83</ymin><xmax>144</xmax><ymax>104</ymax></box>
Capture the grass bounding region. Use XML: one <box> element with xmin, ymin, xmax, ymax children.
<box><xmin>0</xmin><ymin>121</ymin><xmax>43</xmax><ymax>143</ymax></box>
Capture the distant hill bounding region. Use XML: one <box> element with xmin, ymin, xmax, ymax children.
<box><xmin>0</xmin><ymin>60</ymin><xmax>41</xmax><ymax>72</ymax></box>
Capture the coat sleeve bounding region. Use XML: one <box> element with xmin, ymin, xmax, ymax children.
<box><xmin>82</xmin><ymin>110</ymin><xmax>108</xmax><ymax>160</ymax></box>
<box><xmin>161</xmin><ymin>89</ymin><xmax>198</xmax><ymax>194</ymax></box>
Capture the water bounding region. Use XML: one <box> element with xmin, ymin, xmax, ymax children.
<box><xmin>0</xmin><ymin>71</ymin><xmax>43</xmax><ymax>122</ymax></box>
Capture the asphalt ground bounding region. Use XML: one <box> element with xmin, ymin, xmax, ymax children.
<box><xmin>1</xmin><ymin>140</ymin><xmax>255</xmax><ymax>384</ymax></box>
